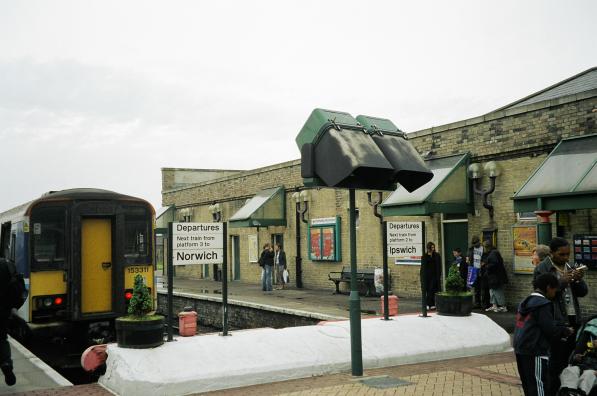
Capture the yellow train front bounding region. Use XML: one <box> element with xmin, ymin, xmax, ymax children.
<box><xmin>0</xmin><ymin>188</ymin><xmax>155</xmax><ymax>339</ymax></box>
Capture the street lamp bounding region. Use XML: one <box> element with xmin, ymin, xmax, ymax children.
<box><xmin>291</xmin><ymin>190</ymin><xmax>310</xmax><ymax>288</ymax></box>
<box><xmin>209</xmin><ymin>203</ymin><xmax>222</xmax><ymax>222</ymax></box>
<box><xmin>468</xmin><ymin>161</ymin><xmax>501</xmax><ymax>218</ymax></box>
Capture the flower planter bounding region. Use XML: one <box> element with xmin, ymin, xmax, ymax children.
<box><xmin>115</xmin><ymin>315</ymin><xmax>165</xmax><ymax>349</ymax></box>
<box><xmin>435</xmin><ymin>293</ymin><xmax>473</xmax><ymax>317</ymax></box>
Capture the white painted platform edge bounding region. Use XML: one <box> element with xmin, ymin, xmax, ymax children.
<box><xmin>156</xmin><ymin>287</ymin><xmax>348</xmax><ymax>321</ymax></box>
<box><xmin>8</xmin><ymin>336</ymin><xmax>73</xmax><ymax>387</ymax></box>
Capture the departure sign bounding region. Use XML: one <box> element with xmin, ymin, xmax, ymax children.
<box><xmin>172</xmin><ymin>222</ymin><xmax>223</xmax><ymax>265</ymax></box>
<box><xmin>387</xmin><ymin>221</ymin><xmax>424</xmax><ymax>265</ymax></box>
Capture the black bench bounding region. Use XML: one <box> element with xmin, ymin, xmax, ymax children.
<box><xmin>328</xmin><ymin>266</ymin><xmax>378</xmax><ymax>296</ymax></box>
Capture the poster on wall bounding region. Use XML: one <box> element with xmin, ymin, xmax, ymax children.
<box><xmin>309</xmin><ymin>217</ymin><xmax>341</xmax><ymax>261</ymax></box>
<box><xmin>573</xmin><ymin>235</ymin><xmax>597</xmax><ymax>269</ymax></box>
<box><xmin>387</xmin><ymin>221</ymin><xmax>424</xmax><ymax>265</ymax></box>
<box><xmin>248</xmin><ymin>234</ymin><xmax>258</xmax><ymax>263</ymax></box>
<box><xmin>512</xmin><ymin>225</ymin><xmax>537</xmax><ymax>274</ymax></box>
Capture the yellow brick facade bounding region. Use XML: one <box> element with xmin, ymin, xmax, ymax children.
<box><xmin>162</xmin><ymin>93</ymin><xmax>597</xmax><ymax>308</ymax></box>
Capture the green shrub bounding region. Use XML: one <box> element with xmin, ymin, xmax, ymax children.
<box><xmin>445</xmin><ymin>263</ymin><xmax>464</xmax><ymax>294</ymax></box>
<box><xmin>128</xmin><ymin>274</ymin><xmax>153</xmax><ymax>317</ymax></box>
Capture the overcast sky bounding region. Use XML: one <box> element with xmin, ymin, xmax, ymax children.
<box><xmin>1</xmin><ymin>0</ymin><xmax>596</xmax><ymax>212</ymax></box>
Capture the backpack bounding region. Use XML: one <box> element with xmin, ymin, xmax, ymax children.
<box><xmin>4</xmin><ymin>260</ymin><xmax>28</xmax><ymax>309</ymax></box>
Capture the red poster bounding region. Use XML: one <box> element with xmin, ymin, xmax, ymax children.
<box><xmin>310</xmin><ymin>228</ymin><xmax>321</xmax><ymax>260</ymax></box>
<box><xmin>322</xmin><ymin>227</ymin><xmax>335</xmax><ymax>260</ymax></box>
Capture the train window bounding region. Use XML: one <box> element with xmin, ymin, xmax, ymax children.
<box><xmin>124</xmin><ymin>207</ymin><xmax>150</xmax><ymax>263</ymax></box>
<box><xmin>9</xmin><ymin>233</ymin><xmax>16</xmax><ymax>262</ymax></box>
<box><xmin>31</xmin><ymin>207</ymin><xmax>65</xmax><ymax>269</ymax></box>
<box><xmin>0</xmin><ymin>222</ymin><xmax>10</xmax><ymax>258</ymax></box>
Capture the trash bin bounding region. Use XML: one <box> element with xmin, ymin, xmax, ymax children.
<box><xmin>380</xmin><ymin>295</ymin><xmax>399</xmax><ymax>316</ymax></box>
<box><xmin>178</xmin><ymin>307</ymin><xmax>197</xmax><ymax>337</ymax></box>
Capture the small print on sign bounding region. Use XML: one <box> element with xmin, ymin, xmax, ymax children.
<box><xmin>172</xmin><ymin>222</ymin><xmax>224</xmax><ymax>265</ymax></box>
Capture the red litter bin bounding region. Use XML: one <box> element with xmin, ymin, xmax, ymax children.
<box><xmin>178</xmin><ymin>308</ymin><xmax>197</xmax><ymax>337</ymax></box>
<box><xmin>380</xmin><ymin>295</ymin><xmax>399</xmax><ymax>316</ymax></box>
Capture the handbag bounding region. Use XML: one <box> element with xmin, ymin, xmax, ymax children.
<box><xmin>283</xmin><ymin>269</ymin><xmax>289</xmax><ymax>284</ymax></box>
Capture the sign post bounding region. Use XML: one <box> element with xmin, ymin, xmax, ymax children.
<box><xmin>168</xmin><ymin>222</ymin><xmax>225</xmax><ymax>338</ymax></box>
<box><xmin>386</xmin><ymin>221</ymin><xmax>426</xmax><ymax>316</ymax></box>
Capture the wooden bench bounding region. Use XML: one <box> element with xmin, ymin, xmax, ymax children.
<box><xmin>328</xmin><ymin>267</ymin><xmax>379</xmax><ymax>296</ymax></box>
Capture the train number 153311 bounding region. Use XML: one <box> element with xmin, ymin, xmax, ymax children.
<box><xmin>127</xmin><ymin>266</ymin><xmax>150</xmax><ymax>274</ymax></box>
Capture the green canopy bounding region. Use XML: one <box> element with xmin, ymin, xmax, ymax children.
<box><xmin>513</xmin><ymin>134</ymin><xmax>597</xmax><ymax>212</ymax></box>
<box><xmin>381</xmin><ymin>153</ymin><xmax>471</xmax><ymax>216</ymax></box>
<box><xmin>229</xmin><ymin>186</ymin><xmax>286</xmax><ymax>228</ymax></box>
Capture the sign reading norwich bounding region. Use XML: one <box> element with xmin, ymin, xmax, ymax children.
<box><xmin>172</xmin><ymin>222</ymin><xmax>223</xmax><ymax>265</ymax></box>
<box><xmin>387</xmin><ymin>221</ymin><xmax>424</xmax><ymax>265</ymax></box>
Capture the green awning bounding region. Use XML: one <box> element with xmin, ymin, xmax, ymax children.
<box><xmin>229</xmin><ymin>186</ymin><xmax>287</xmax><ymax>228</ymax></box>
<box><xmin>381</xmin><ymin>153</ymin><xmax>471</xmax><ymax>216</ymax></box>
<box><xmin>513</xmin><ymin>134</ymin><xmax>597</xmax><ymax>212</ymax></box>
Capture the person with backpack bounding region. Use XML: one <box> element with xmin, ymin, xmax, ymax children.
<box><xmin>514</xmin><ymin>272</ymin><xmax>574</xmax><ymax>396</ymax></box>
<box><xmin>484</xmin><ymin>240</ymin><xmax>509</xmax><ymax>312</ymax></box>
<box><xmin>0</xmin><ymin>258</ymin><xmax>18</xmax><ymax>386</ymax></box>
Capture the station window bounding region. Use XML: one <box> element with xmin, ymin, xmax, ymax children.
<box><xmin>517</xmin><ymin>212</ymin><xmax>537</xmax><ymax>221</ymax></box>
<box><xmin>31</xmin><ymin>207</ymin><xmax>66</xmax><ymax>269</ymax></box>
<box><xmin>124</xmin><ymin>206</ymin><xmax>150</xmax><ymax>263</ymax></box>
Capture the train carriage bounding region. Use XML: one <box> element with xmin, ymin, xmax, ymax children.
<box><xmin>0</xmin><ymin>188</ymin><xmax>155</xmax><ymax>338</ymax></box>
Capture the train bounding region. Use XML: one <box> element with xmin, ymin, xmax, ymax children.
<box><xmin>0</xmin><ymin>188</ymin><xmax>156</xmax><ymax>341</ymax></box>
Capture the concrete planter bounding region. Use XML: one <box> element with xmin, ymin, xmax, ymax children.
<box><xmin>435</xmin><ymin>293</ymin><xmax>473</xmax><ymax>317</ymax></box>
<box><xmin>115</xmin><ymin>315</ymin><xmax>165</xmax><ymax>349</ymax></box>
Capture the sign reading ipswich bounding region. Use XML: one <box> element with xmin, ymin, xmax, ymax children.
<box><xmin>172</xmin><ymin>222</ymin><xmax>223</xmax><ymax>265</ymax></box>
<box><xmin>387</xmin><ymin>221</ymin><xmax>424</xmax><ymax>265</ymax></box>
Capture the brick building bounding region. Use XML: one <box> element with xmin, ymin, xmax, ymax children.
<box><xmin>161</xmin><ymin>67</ymin><xmax>597</xmax><ymax>312</ymax></box>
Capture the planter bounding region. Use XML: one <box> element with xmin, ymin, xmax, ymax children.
<box><xmin>115</xmin><ymin>315</ymin><xmax>165</xmax><ymax>349</ymax></box>
<box><xmin>435</xmin><ymin>293</ymin><xmax>473</xmax><ymax>317</ymax></box>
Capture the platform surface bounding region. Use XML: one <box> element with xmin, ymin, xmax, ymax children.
<box><xmin>99</xmin><ymin>313</ymin><xmax>511</xmax><ymax>396</ymax></box>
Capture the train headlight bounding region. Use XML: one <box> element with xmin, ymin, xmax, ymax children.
<box><xmin>43</xmin><ymin>297</ymin><xmax>53</xmax><ymax>307</ymax></box>
<box><xmin>54</xmin><ymin>297</ymin><xmax>63</xmax><ymax>306</ymax></box>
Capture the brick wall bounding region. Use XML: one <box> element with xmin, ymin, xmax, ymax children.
<box><xmin>161</xmin><ymin>95</ymin><xmax>597</xmax><ymax>309</ymax></box>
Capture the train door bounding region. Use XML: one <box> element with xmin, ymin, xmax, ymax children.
<box><xmin>81</xmin><ymin>218</ymin><xmax>113</xmax><ymax>313</ymax></box>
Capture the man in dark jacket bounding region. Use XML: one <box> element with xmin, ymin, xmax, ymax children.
<box><xmin>259</xmin><ymin>244</ymin><xmax>274</xmax><ymax>292</ymax></box>
<box><xmin>420</xmin><ymin>241</ymin><xmax>441</xmax><ymax>310</ymax></box>
<box><xmin>514</xmin><ymin>272</ymin><xmax>573</xmax><ymax>396</ymax></box>
<box><xmin>484</xmin><ymin>241</ymin><xmax>508</xmax><ymax>312</ymax></box>
<box><xmin>534</xmin><ymin>237</ymin><xmax>588</xmax><ymax>391</ymax></box>
<box><xmin>0</xmin><ymin>258</ymin><xmax>16</xmax><ymax>386</ymax></box>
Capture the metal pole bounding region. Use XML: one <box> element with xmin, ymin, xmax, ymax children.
<box><xmin>420</xmin><ymin>222</ymin><xmax>428</xmax><ymax>318</ymax></box>
<box><xmin>382</xmin><ymin>221</ymin><xmax>390</xmax><ymax>321</ymax></box>
<box><xmin>295</xmin><ymin>204</ymin><xmax>303</xmax><ymax>288</ymax></box>
<box><xmin>221</xmin><ymin>222</ymin><xmax>229</xmax><ymax>336</ymax></box>
<box><xmin>348</xmin><ymin>189</ymin><xmax>363</xmax><ymax>376</ymax></box>
<box><xmin>167</xmin><ymin>222</ymin><xmax>174</xmax><ymax>341</ymax></box>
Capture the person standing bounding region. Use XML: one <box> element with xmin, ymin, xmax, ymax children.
<box><xmin>453</xmin><ymin>248</ymin><xmax>467</xmax><ymax>291</ymax></box>
<box><xmin>467</xmin><ymin>236</ymin><xmax>489</xmax><ymax>309</ymax></box>
<box><xmin>534</xmin><ymin>237</ymin><xmax>588</xmax><ymax>393</ymax></box>
<box><xmin>421</xmin><ymin>242</ymin><xmax>441</xmax><ymax>310</ymax></box>
<box><xmin>274</xmin><ymin>243</ymin><xmax>287</xmax><ymax>290</ymax></box>
<box><xmin>0</xmin><ymin>258</ymin><xmax>16</xmax><ymax>386</ymax></box>
<box><xmin>532</xmin><ymin>244</ymin><xmax>551</xmax><ymax>267</ymax></box>
<box><xmin>514</xmin><ymin>272</ymin><xmax>573</xmax><ymax>396</ymax></box>
<box><xmin>259</xmin><ymin>243</ymin><xmax>274</xmax><ymax>292</ymax></box>
<box><xmin>484</xmin><ymin>240</ymin><xmax>508</xmax><ymax>312</ymax></box>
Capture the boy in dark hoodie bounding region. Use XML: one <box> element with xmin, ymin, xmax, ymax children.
<box><xmin>514</xmin><ymin>272</ymin><xmax>574</xmax><ymax>396</ymax></box>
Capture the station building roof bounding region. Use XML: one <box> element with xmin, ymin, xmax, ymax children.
<box><xmin>229</xmin><ymin>186</ymin><xmax>286</xmax><ymax>228</ymax></box>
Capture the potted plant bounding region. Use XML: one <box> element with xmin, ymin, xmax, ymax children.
<box><xmin>115</xmin><ymin>274</ymin><xmax>165</xmax><ymax>348</ymax></box>
<box><xmin>435</xmin><ymin>264</ymin><xmax>473</xmax><ymax>316</ymax></box>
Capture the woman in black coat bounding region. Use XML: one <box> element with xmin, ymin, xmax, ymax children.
<box><xmin>483</xmin><ymin>240</ymin><xmax>508</xmax><ymax>312</ymax></box>
<box><xmin>420</xmin><ymin>242</ymin><xmax>442</xmax><ymax>309</ymax></box>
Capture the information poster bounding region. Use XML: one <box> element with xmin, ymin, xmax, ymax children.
<box><xmin>248</xmin><ymin>234</ymin><xmax>258</xmax><ymax>263</ymax></box>
<box><xmin>310</xmin><ymin>228</ymin><xmax>322</xmax><ymax>260</ymax></box>
<box><xmin>512</xmin><ymin>225</ymin><xmax>536</xmax><ymax>274</ymax></box>
<box><xmin>573</xmin><ymin>235</ymin><xmax>597</xmax><ymax>269</ymax></box>
<box><xmin>387</xmin><ymin>221</ymin><xmax>424</xmax><ymax>265</ymax></box>
<box><xmin>309</xmin><ymin>217</ymin><xmax>341</xmax><ymax>261</ymax></box>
